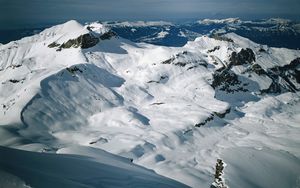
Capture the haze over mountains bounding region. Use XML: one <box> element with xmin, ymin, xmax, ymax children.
<box><xmin>2</xmin><ymin>18</ymin><xmax>300</xmax><ymax>49</ymax></box>
<box><xmin>0</xmin><ymin>19</ymin><xmax>300</xmax><ymax>188</ymax></box>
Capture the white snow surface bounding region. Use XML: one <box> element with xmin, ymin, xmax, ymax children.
<box><xmin>157</xmin><ymin>31</ymin><xmax>169</xmax><ymax>38</ymax></box>
<box><xmin>103</xmin><ymin>21</ymin><xmax>173</xmax><ymax>27</ymax></box>
<box><xmin>0</xmin><ymin>20</ymin><xmax>300</xmax><ymax>188</ymax></box>
<box><xmin>198</xmin><ymin>18</ymin><xmax>241</xmax><ymax>25</ymax></box>
<box><xmin>198</xmin><ymin>17</ymin><xmax>292</xmax><ymax>26</ymax></box>
<box><xmin>0</xmin><ymin>145</ymin><xmax>187</xmax><ymax>188</ymax></box>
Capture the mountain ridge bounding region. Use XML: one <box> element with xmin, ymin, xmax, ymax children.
<box><xmin>0</xmin><ymin>20</ymin><xmax>300</xmax><ymax>188</ymax></box>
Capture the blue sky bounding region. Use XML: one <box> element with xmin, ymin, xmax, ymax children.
<box><xmin>1</xmin><ymin>0</ymin><xmax>300</xmax><ymax>29</ymax></box>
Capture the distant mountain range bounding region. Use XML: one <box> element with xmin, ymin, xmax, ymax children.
<box><xmin>2</xmin><ymin>18</ymin><xmax>300</xmax><ymax>49</ymax></box>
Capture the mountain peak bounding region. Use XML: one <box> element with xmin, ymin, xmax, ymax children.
<box><xmin>44</xmin><ymin>20</ymin><xmax>89</xmax><ymax>46</ymax></box>
<box><xmin>46</xmin><ymin>20</ymin><xmax>114</xmax><ymax>50</ymax></box>
<box><xmin>60</xmin><ymin>20</ymin><xmax>85</xmax><ymax>30</ymax></box>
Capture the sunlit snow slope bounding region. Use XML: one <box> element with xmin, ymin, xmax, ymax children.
<box><xmin>0</xmin><ymin>20</ymin><xmax>300</xmax><ymax>188</ymax></box>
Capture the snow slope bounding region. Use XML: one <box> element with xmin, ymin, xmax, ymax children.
<box><xmin>0</xmin><ymin>20</ymin><xmax>300</xmax><ymax>188</ymax></box>
<box><xmin>0</xmin><ymin>145</ymin><xmax>188</xmax><ymax>188</ymax></box>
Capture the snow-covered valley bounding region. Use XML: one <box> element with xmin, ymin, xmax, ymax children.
<box><xmin>0</xmin><ymin>20</ymin><xmax>300</xmax><ymax>188</ymax></box>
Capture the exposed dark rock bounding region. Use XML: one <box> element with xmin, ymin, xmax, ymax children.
<box><xmin>230</xmin><ymin>48</ymin><xmax>256</xmax><ymax>66</ymax></box>
<box><xmin>211</xmin><ymin>34</ymin><xmax>234</xmax><ymax>43</ymax></box>
<box><xmin>161</xmin><ymin>57</ymin><xmax>175</xmax><ymax>65</ymax></box>
<box><xmin>212</xmin><ymin>70</ymin><xmax>247</xmax><ymax>93</ymax></box>
<box><xmin>195</xmin><ymin>108</ymin><xmax>231</xmax><ymax>127</ymax></box>
<box><xmin>215</xmin><ymin>159</ymin><xmax>224</xmax><ymax>181</ymax></box>
<box><xmin>162</xmin><ymin>51</ymin><xmax>188</xmax><ymax>65</ymax></box>
<box><xmin>160</xmin><ymin>75</ymin><xmax>168</xmax><ymax>80</ymax></box>
<box><xmin>242</xmin><ymin>63</ymin><xmax>267</xmax><ymax>76</ymax></box>
<box><xmin>211</xmin><ymin>159</ymin><xmax>228</xmax><ymax>188</ymax></box>
<box><xmin>207</xmin><ymin>46</ymin><xmax>220</xmax><ymax>53</ymax></box>
<box><xmin>147</xmin><ymin>75</ymin><xmax>169</xmax><ymax>84</ymax></box>
<box><xmin>48</xmin><ymin>33</ymin><xmax>99</xmax><ymax>49</ymax></box>
<box><xmin>66</xmin><ymin>66</ymin><xmax>83</xmax><ymax>74</ymax></box>
<box><xmin>62</xmin><ymin>34</ymin><xmax>99</xmax><ymax>49</ymax></box>
<box><xmin>214</xmin><ymin>108</ymin><xmax>231</xmax><ymax>118</ymax></box>
<box><xmin>100</xmin><ymin>31</ymin><xmax>117</xmax><ymax>40</ymax></box>
<box><xmin>8</xmin><ymin>64</ymin><xmax>22</xmax><ymax>69</ymax></box>
<box><xmin>281</xmin><ymin>57</ymin><xmax>300</xmax><ymax>71</ymax></box>
<box><xmin>174</xmin><ymin>62</ymin><xmax>187</xmax><ymax>67</ymax></box>
<box><xmin>48</xmin><ymin>42</ymin><xmax>60</xmax><ymax>48</ymax></box>
<box><xmin>264</xmin><ymin>57</ymin><xmax>300</xmax><ymax>92</ymax></box>
<box><xmin>187</xmin><ymin>65</ymin><xmax>198</xmax><ymax>70</ymax></box>
<box><xmin>195</xmin><ymin>114</ymin><xmax>214</xmax><ymax>127</ymax></box>
<box><xmin>151</xmin><ymin>102</ymin><xmax>165</xmax><ymax>105</ymax></box>
<box><xmin>182</xmin><ymin>51</ymin><xmax>188</xmax><ymax>55</ymax></box>
<box><xmin>89</xmin><ymin>141</ymin><xmax>98</xmax><ymax>145</ymax></box>
<box><xmin>271</xmin><ymin>57</ymin><xmax>300</xmax><ymax>85</ymax></box>
<box><xmin>236</xmin><ymin>57</ymin><xmax>300</xmax><ymax>94</ymax></box>
<box><xmin>295</xmin><ymin>70</ymin><xmax>300</xmax><ymax>83</ymax></box>
<box><xmin>212</xmin><ymin>71</ymin><xmax>237</xmax><ymax>89</ymax></box>
<box><xmin>147</xmin><ymin>80</ymin><xmax>159</xmax><ymax>84</ymax></box>
<box><xmin>193</xmin><ymin>61</ymin><xmax>208</xmax><ymax>68</ymax></box>
<box><xmin>183</xmin><ymin>129</ymin><xmax>193</xmax><ymax>136</ymax></box>
<box><xmin>89</xmin><ymin>137</ymin><xmax>108</xmax><ymax>145</ymax></box>
<box><xmin>162</xmin><ymin>51</ymin><xmax>208</xmax><ymax>68</ymax></box>
<box><xmin>251</xmin><ymin>64</ymin><xmax>267</xmax><ymax>75</ymax></box>
<box><xmin>258</xmin><ymin>48</ymin><xmax>267</xmax><ymax>53</ymax></box>
<box><xmin>8</xmin><ymin>79</ymin><xmax>23</xmax><ymax>83</ymax></box>
<box><xmin>260</xmin><ymin>82</ymin><xmax>282</xmax><ymax>94</ymax></box>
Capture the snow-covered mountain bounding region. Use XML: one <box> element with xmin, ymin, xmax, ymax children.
<box><xmin>104</xmin><ymin>18</ymin><xmax>300</xmax><ymax>49</ymax></box>
<box><xmin>197</xmin><ymin>18</ymin><xmax>242</xmax><ymax>25</ymax></box>
<box><xmin>0</xmin><ymin>20</ymin><xmax>300</xmax><ymax>188</ymax></box>
<box><xmin>2</xmin><ymin>18</ymin><xmax>300</xmax><ymax>49</ymax></box>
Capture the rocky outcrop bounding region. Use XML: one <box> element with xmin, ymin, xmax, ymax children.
<box><xmin>48</xmin><ymin>31</ymin><xmax>116</xmax><ymax>50</ymax></box>
<box><xmin>161</xmin><ymin>51</ymin><xmax>188</xmax><ymax>66</ymax></box>
<box><xmin>210</xmin><ymin>48</ymin><xmax>258</xmax><ymax>93</ymax></box>
<box><xmin>214</xmin><ymin>108</ymin><xmax>231</xmax><ymax>118</ymax></box>
<box><xmin>260</xmin><ymin>82</ymin><xmax>282</xmax><ymax>94</ymax></box>
<box><xmin>230</xmin><ymin>48</ymin><xmax>256</xmax><ymax>66</ymax></box>
<box><xmin>48</xmin><ymin>42</ymin><xmax>60</xmax><ymax>48</ymax></box>
<box><xmin>211</xmin><ymin>159</ymin><xmax>228</xmax><ymax>188</ymax></box>
<box><xmin>57</xmin><ymin>33</ymin><xmax>99</xmax><ymax>49</ymax></box>
<box><xmin>147</xmin><ymin>75</ymin><xmax>169</xmax><ymax>84</ymax></box>
<box><xmin>48</xmin><ymin>33</ymin><xmax>99</xmax><ymax>49</ymax></box>
<box><xmin>207</xmin><ymin>46</ymin><xmax>220</xmax><ymax>53</ymax></box>
<box><xmin>8</xmin><ymin>79</ymin><xmax>23</xmax><ymax>83</ymax></box>
<box><xmin>249</xmin><ymin>64</ymin><xmax>267</xmax><ymax>75</ymax></box>
<box><xmin>194</xmin><ymin>108</ymin><xmax>231</xmax><ymax>127</ymax></box>
<box><xmin>195</xmin><ymin>115</ymin><xmax>214</xmax><ymax>127</ymax></box>
<box><xmin>212</xmin><ymin>70</ymin><xmax>248</xmax><ymax>93</ymax></box>
<box><xmin>211</xmin><ymin>34</ymin><xmax>234</xmax><ymax>43</ymax></box>
<box><xmin>100</xmin><ymin>31</ymin><xmax>117</xmax><ymax>40</ymax></box>
<box><xmin>161</xmin><ymin>51</ymin><xmax>208</xmax><ymax>68</ymax></box>
<box><xmin>66</xmin><ymin>66</ymin><xmax>83</xmax><ymax>74</ymax></box>
<box><xmin>261</xmin><ymin>57</ymin><xmax>300</xmax><ymax>93</ymax></box>
<box><xmin>270</xmin><ymin>57</ymin><xmax>300</xmax><ymax>84</ymax></box>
